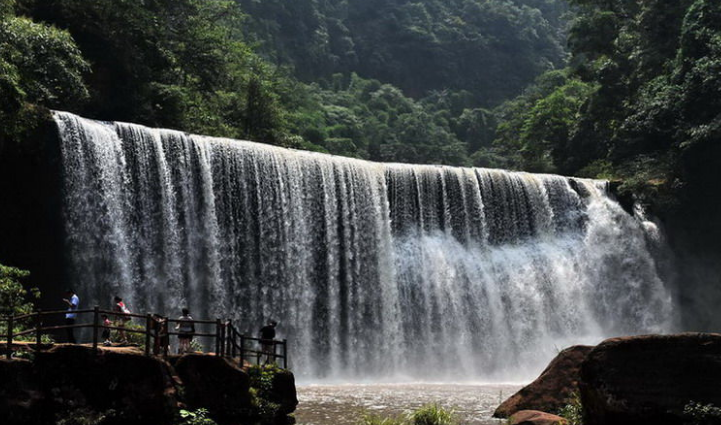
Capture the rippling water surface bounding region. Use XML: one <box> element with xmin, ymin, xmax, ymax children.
<box><xmin>295</xmin><ymin>384</ymin><xmax>523</xmax><ymax>425</ymax></box>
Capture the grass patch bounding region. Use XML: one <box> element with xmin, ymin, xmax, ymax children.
<box><xmin>358</xmin><ymin>404</ymin><xmax>458</xmax><ymax>425</ymax></box>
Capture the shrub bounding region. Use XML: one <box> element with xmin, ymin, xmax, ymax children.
<box><xmin>558</xmin><ymin>392</ymin><xmax>584</xmax><ymax>425</ymax></box>
<box><xmin>248</xmin><ymin>364</ymin><xmax>284</xmax><ymax>425</ymax></box>
<box><xmin>179</xmin><ymin>408</ymin><xmax>219</xmax><ymax>425</ymax></box>
<box><xmin>683</xmin><ymin>401</ymin><xmax>721</xmax><ymax>425</ymax></box>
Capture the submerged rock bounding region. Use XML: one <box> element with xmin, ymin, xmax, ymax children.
<box><xmin>509</xmin><ymin>410</ymin><xmax>568</xmax><ymax>425</ymax></box>
<box><xmin>494</xmin><ymin>345</ymin><xmax>593</xmax><ymax>417</ymax></box>
<box><xmin>580</xmin><ymin>333</ymin><xmax>721</xmax><ymax>425</ymax></box>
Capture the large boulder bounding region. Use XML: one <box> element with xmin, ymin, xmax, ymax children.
<box><xmin>580</xmin><ymin>333</ymin><xmax>721</xmax><ymax>425</ymax></box>
<box><xmin>269</xmin><ymin>369</ymin><xmax>299</xmax><ymax>416</ymax></box>
<box><xmin>175</xmin><ymin>354</ymin><xmax>254</xmax><ymax>424</ymax></box>
<box><xmin>34</xmin><ymin>345</ymin><xmax>178</xmax><ymax>424</ymax></box>
<box><xmin>0</xmin><ymin>345</ymin><xmax>178</xmax><ymax>425</ymax></box>
<box><xmin>495</xmin><ymin>345</ymin><xmax>593</xmax><ymax>417</ymax></box>
<box><xmin>509</xmin><ymin>410</ymin><xmax>568</xmax><ymax>425</ymax></box>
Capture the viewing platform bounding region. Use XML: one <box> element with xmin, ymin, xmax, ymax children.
<box><xmin>0</xmin><ymin>307</ymin><xmax>288</xmax><ymax>368</ymax></box>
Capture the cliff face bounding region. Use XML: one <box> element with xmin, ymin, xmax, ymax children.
<box><xmin>0</xmin><ymin>108</ymin><xmax>69</xmax><ymax>309</ymax></box>
<box><xmin>0</xmin><ymin>345</ymin><xmax>297</xmax><ymax>425</ymax></box>
<box><xmin>653</xmin><ymin>138</ymin><xmax>721</xmax><ymax>331</ymax></box>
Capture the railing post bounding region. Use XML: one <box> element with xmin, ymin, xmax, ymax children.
<box><xmin>145</xmin><ymin>313</ymin><xmax>152</xmax><ymax>356</ymax></box>
<box><xmin>35</xmin><ymin>309</ymin><xmax>42</xmax><ymax>349</ymax></box>
<box><xmin>282</xmin><ymin>339</ymin><xmax>288</xmax><ymax>369</ymax></box>
<box><xmin>222</xmin><ymin>322</ymin><xmax>227</xmax><ymax>357</ymax></box>
<box><xmin>153</xmin><ymin>316</ymin><xmax>160</xmax><ymax>356</ymax></box>
<box><xmin>215</xmin><ymin>319</ymin><xmax>222</xmax><ymax>356</ymax></box>
<box><xmin>163</xmin><ymin>316</ymin><xmax>169</xmax><ymax>357</ymax></box>
<box><xmin>231</xmin><ymin>330</ymin><xmax>235</xmax><ymax>358</ymax></box>
<box><xmin>92</xmin><ymin>306</ymin><xmax>99</xmax><ymax>351</ymax></box>
<box><xmin>240</xmin><ymin>334</ymin><xmax>245</xmax><ymax>365</ymax></box>
<box><xmin>7</xmin><ymin>315</ymin><xmax>13</xmax><ymax>359</ymax></box>
<box><xmin>221</xmin><ymin>322</ymin><xmax>226</xmax><ymax>357</ymax></box>
<box><xmin>225</xmin><ymin>320</ymin><xmax>233</xmax><ymax>359</ymax></box>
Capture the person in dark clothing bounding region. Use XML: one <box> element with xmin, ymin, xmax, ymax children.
<box><xmin>152</xmin><ymin>314</ymin><xmax>170</xmax><ymax>356</ymax></box>
<box><xmin>259</xmin><ymin>321</ymin><xmax>277</xmax><ymax>364</ymax></box>
<box><xmin>101</xmin><ymin>314</ymin><xmax>112</xmax><ymax>346</ymax></box>
<box><xmin>62</xmin><ymin>289</ymin><xmax>79</xmax><ymax>343</ymax></box>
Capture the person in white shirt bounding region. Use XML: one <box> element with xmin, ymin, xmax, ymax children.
<box><xmin>62</xmin><ymin>289</ymin><xmax>79</xmax><ymax>343</ymax></box>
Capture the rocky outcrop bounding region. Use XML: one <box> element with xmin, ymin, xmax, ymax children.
<box><xmin>494</xmin><ymin>345</ymin><xmax>593</xmax><ymax>417</ymax></box>
<box><xmin>0</xmin><ymin>345</ymin><xmax>298</xmax><ymax>425</ymax></box>
<box><xmin>509</xmin><ymin>410</ymin><xmax>568</xmax><ymax>425</ymax></box>
<box><xmin>580</xmin><ymin>333</ymin><xmax>721</xmax><ymax>425</ymax></box>
<box><xmin>268</xmin><ymin>369</ymin><xmax>299</xmax><ymax>417</ymax></box>
<box><xmin>175</xmin><ymin>354</ymin><xmax>254</xmax><ymax>424</ymax></box>
<box><xmin>0</xmin><ymin>358</ymin><xmax>48</xmax><ymax>424</ymax></box>
<box><xmin>0</xmin><ymin>345</ymin><xmax>177</xmax><ymax>425</ymax></box>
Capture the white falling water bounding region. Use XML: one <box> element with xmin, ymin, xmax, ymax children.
<box><xmin>54</xmin><ymin>111</ymin><xmax>675</xmax><ymax>381</ymax></box>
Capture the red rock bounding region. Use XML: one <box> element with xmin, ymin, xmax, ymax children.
<box><xmin>509</xmin><ymin>410</ymin><xmax>568</xmax><ymax>425</ymax></box>
<box><xmin>494</xmin><ymin>345</ymin><xmax>593</xmax><ymax>417</ymax></box>
<box><xmin>580</xmin><ymin>333</ymin><xmax>721</xmax><ymax>425</ymax></box>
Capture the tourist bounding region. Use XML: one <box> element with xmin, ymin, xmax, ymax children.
<box><xmin>176</xmin><ymin>308</ymin><xmax>195</xmax><ymax>354</ymax></box>
<box><xmin>62</xmin><ymin>289</ymin><xmax>79</xmax><ymax>344</ymax></box>
<box><xmin>259</xmin><ymin>320</ymin><xmax>277</xmax><ymax>364</ymax></box>
<box><xmin>101</xmin><ymin>314</ymin><xmax>112</xmax><ymax>346</ymax></box>
<box><xmin>152</xmin><ymin>314</ymin><xmax>170</xmax><ymax>356</ymax></box>
<box><xmin>113</xmin><ymin>296</ymin><xmax>131</xmax><ymax>344</ymax></box>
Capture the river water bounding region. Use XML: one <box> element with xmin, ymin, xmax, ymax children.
<box><xmin>295</xmin><ymin>383</ymin><xmax>523</xmax><ymax>425</ymax></box>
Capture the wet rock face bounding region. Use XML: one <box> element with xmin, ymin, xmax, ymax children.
<box><xmin>509</xmin><ymin>410</ymin><xmax>568</xmax><ymax>425</ymax></box>
<box><xmin>580</xmin><ymin>333</ymin><xmax>721</xmax><ymax>425</ymax></box>
<box><xmin>270</xmin><ymin>369</ymin><xmax>299</xmax><ymax>416</ymax></box>
<box><xmin>175</xmin><ymin>354</ymin><xmax>254</xmax><ymax>425</ymax></box>
<box><xmin>494</xmin><ymin>345</ymin><xmax>593</xmax><ymax>417</ymax></box>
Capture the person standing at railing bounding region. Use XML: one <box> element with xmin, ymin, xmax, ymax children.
<box><xmin>62</xmin><ymin>289</ymin><xmax>79</xmax><ymax>344</ymax></box>
<box><xmin>152</xmin><ymin>314</ymin><xmax>170</xmax><ymax>356</ymax></box>
<box><xmin>101</xmin><ymin>314</ymin><xmax>113</xmax><ymax>346</ymax></box>
<box><xmin>259</xmin><ymin>320</ymin><xmax>277</xmax><ymax>364</ymax></box>
<box><xmin>176</xmin><ymin>308</ymin><xmax>195</xmax><ymax>354</ymax></box>
<box><xmin>113</xmin><ymin>296</ymin><xmax>131</xmax><ymax>344</ymax></box>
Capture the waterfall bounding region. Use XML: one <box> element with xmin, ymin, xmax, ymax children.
<box><xmin>54</xmin><ymin>111</ymin><xmax>675</xmax><ymax>381</ymax></box>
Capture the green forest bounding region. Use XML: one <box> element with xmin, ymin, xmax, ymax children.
<box><xmin>1</xmin><ymin>0</ymin><xmax>720</xmax><ymax>203</ymax></box>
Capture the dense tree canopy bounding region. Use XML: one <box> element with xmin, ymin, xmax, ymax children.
<box><xmin>0</xmin><ymin>0</ymin><xmax>88</xmax><ymax>140</ymax></box>
<box><xmin>238</xmin><ymin>0</ymin><xmax>569</xmax><ymax>106</ymax></box>
<box><xmin>492</xmin><ymin>0</ymin><xmax>721</xmax><ymax>203</ymax></box>
<box><xmin>1</xmin><ymin>0</ymin><xmax>719</xmax><ymax>182</ymax></box>
<box><xmin>1</xmin><ymin>0</ymin><xmax>572</xmax><ymax>166</ymax></box>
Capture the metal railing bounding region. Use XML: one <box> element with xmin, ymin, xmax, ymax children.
<box><xmin>0</xmin><ymin>307</ymin><xmax>288</xmax><ymax>369</ymax></box>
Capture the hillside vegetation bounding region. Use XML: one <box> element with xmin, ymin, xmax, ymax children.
<box><xmin>1</xmin><ymin>0</ymin><xmax>719</xmax><ymax>197</ymax></box>
<box><xmin>1</xmin><ymin>0</ymin><xmax>567</xmax><ymax>166</ymax></box>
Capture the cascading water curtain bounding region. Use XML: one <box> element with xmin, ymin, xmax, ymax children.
<box><xmin>55</xmin><ymin>111</ymin><xmax>676</xmax><ymax>381</ymax></box>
